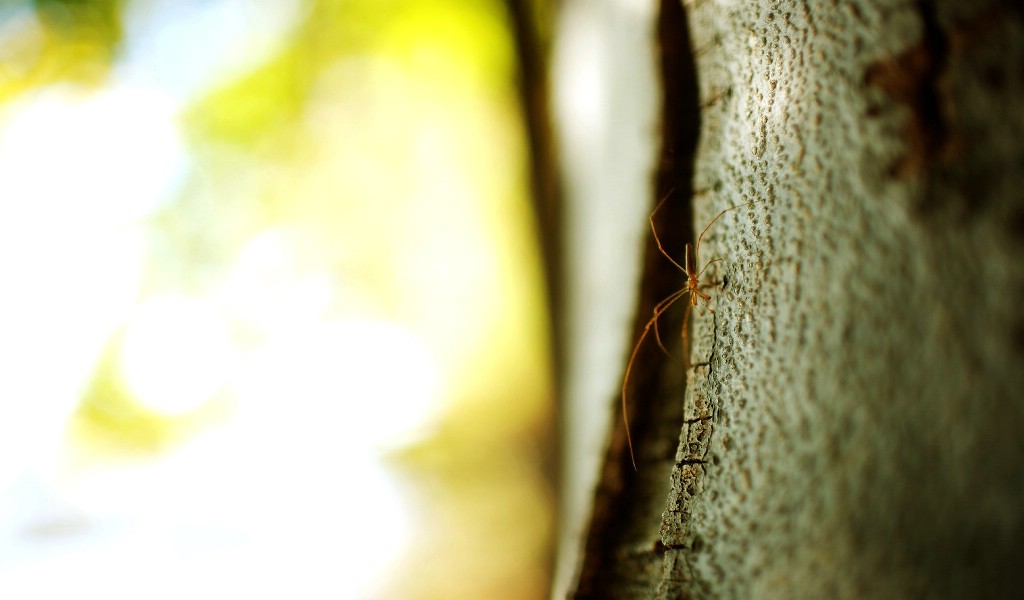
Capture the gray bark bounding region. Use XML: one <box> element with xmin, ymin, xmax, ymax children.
<box><xmin>574</xmin><ymin>0</ymin><xmax>1024</xmax><ymax>598</ymax></box>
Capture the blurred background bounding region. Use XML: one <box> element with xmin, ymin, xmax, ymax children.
<box><xmin>0</xmin><ymin>0</ymin><xmax>559</xmax><ymax>597</ymax></box>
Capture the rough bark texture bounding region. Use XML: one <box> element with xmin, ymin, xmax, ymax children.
<box><xmin>661</xmin><ymin>0</ymin><xmax>1024</xmax><ymax>598</ymax></box>
<box><xmin>574</xmin><ymin>0</ymin><xmax>1024</xmax><ymax>598</ymax></box>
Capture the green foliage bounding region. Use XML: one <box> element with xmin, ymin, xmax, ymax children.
<box><xmin>183</xmin><ymin>0</ymin><xmax>514</xmax><ymax>151</ymax></box>
<box><xmin>34</xmin><ymin>0</ymin><xmax>124</xmax><ymax>55</ymax></box>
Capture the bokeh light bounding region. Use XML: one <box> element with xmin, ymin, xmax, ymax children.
<box><xmin>0</xmin><ymin>0</ymin><xmax>554</xmax><ymax>597</ymax></box>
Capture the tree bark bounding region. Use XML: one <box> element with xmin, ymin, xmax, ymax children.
<box><xmin>574</xmin><ymin>0</ymin><xmax>1024</xmax><ymax>598</ymax></box>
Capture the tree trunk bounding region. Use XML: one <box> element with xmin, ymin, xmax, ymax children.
<box><xmin>573</xmin><ymin>0</ymin><xmax>1024</xmax><ymax>598</ymax></box>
